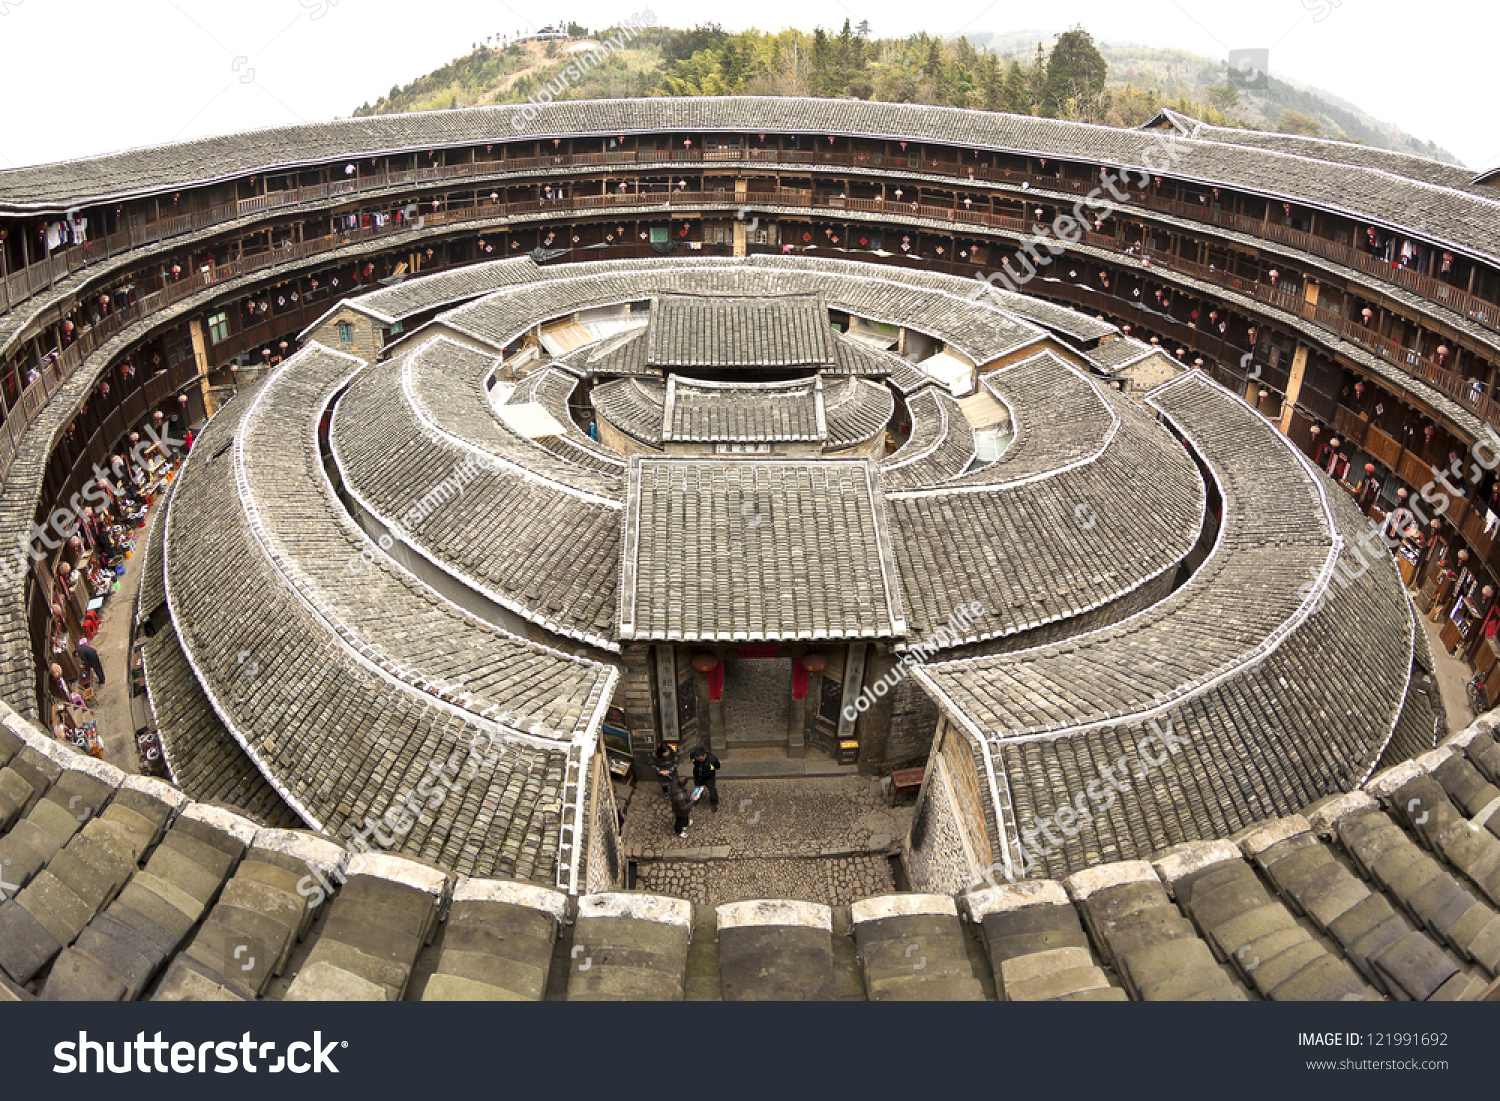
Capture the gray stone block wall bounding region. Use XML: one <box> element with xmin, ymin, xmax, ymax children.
<box><xmin>904</xmin><ymin>759</ymin><xmax>981</xmax><ymax>894</ymax></box>
<box><xmin>306</xmin><ymin>308</ymin><xmax>383</xmax><ymax>364</ymax></box>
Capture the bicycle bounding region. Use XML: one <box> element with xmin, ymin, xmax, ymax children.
<box><xmin>1466</xmin><ymin>670</ymin><xmax>1489</xmax><ymax>717</ymax></box>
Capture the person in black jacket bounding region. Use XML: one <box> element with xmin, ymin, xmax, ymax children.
<box><xmin>669</xmin><ymin>776</ymin><xmax>694</xmax><ymax>838</ymax></box>
<box><xmin>76</xmin><ymin>639</ymin><xmax>107</xmax><ymax>685</ymax></box>
<box><xmin>690</xmin><ymin>746</ymin><xmax>721</xmax><ymax>812</ymax></box>
<box><xmin>653</xmin><ymin>742</ymin><xmax>679</xmax><ymax>796</ymax></box>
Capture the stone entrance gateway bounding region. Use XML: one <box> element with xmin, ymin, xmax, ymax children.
<box><xmin>648</xmin><ymin>642</ymin><xmax>864</xmax><ymax>762</ymax></box>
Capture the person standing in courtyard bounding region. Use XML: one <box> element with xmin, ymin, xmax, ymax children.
<box><xmin>690</xmin><ymin>746</ymin><xmax>721</xmax><ymax>813</ymax></box>
<box><xmin>669</xmin><ymin>776</ymin><xmax>693</xmax><ymax>839</ymax></box>
<box><xmin>653</xmin><ymin>741</ymin><xmax>679</xmax><ymax>796</ymax></box>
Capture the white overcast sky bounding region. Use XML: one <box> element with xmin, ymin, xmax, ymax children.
<box><xmin>0</xmin><ymin>0</ymin><xmax>1492</xmax><ymax>172</ymax></box>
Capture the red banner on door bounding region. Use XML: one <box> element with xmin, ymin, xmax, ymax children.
<box><xmin>738</xmin><ymin>644</ymin><xmax>779</xmax><ymax>659</ymax></box>
<box><xmin>708</xmin><ymin>664</ymin><xmax>723</xmax><ymax>702</ymax></box>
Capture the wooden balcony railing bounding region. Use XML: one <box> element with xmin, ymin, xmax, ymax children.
<box><xmin>5</xmin><ymin>144</ymin><xmax>1498</xmax><ymax>341</ymax></box>
<box><xmin>5</xmin><ymin>178</ymin><xmax>1499</xmax><ymax>482</ymax></box>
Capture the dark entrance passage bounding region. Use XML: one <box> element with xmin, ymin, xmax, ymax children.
<box><xmin>722</xmin><ymin>655</ymin><xmax>792</xmax><ymax>750</ymax></box>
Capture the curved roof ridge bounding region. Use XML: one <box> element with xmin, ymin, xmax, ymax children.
<box><xmin>233</xmin><ymin>342</ymin><xmax>617</xmax><ymax>743</ymax></box>
<box><xmin>404</xmin><ymin>336</ymin><xmax>623</xmax><ymax>506</ymax></box>
<box><xmin>891</xmin><ymin>350</ymin><xmax>1118</xmax><ymax>498</ymax></box>
<box><xmin>914</xmin><ymin>370</ymin><xmax>1347</xmax><ymax>741</ymax></box>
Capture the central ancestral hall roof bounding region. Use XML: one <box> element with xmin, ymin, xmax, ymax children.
<box><xmin>619</xmin><ymin>457</ymin><xmax>906</xmax><ymax>643</ymax></box>
<box><xmin>645</xmin><ymin>293</ymin><xmax>837</xmax><ymax>370</ymax></box>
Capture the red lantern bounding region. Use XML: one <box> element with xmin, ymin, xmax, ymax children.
<box><xmin>802</xmin><ymin>653</ymin><xmax>827</xmax><ymax>673</ymax></box>
<box><xmin>1364</xmin><ymin>463</ymin><xmax>1376</xmax><ymax>476</ymax></box>
<box><xmin>691</xmin><ymin>653</ymin><xmax>718</xmax><ymax>674</ymax></box>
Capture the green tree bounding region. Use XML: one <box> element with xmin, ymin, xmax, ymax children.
<box><xmin>1042</xmin><ymin>26</ymin><xmax>1108</xmax><ymax>117</ymax></box>
<box><xmin>1279</xmin><ymin>108</ymin><xmax>1321</xmax><ymax>136</ymax></box>
<box><xmin>720</xmin><ymin>39</ymin><xmax>746</xmax><ymax>91</ymax></box>
<box><xmin>1003</xmin><ymin>59</ymin><xmax>1029</xmax><ymax>114</ymax></box>
<box><xmin>1205</xmin><ymin>84</ymin><xmax>1239</xmax><ymax>112</ymax></box>
<box><xmin>982</xmin><ymin>52</ymin><xmax>1003</xmax><ymax>111</ymax></box>
<box><xmin>856</xmin><ymin>19</ymin><xmax>870</xmax><ymax>38</ymax></box>
<box><xmin>925</xmin><ymin>37</ymin><xmax>942</xmax><ymax>79</ymax></box>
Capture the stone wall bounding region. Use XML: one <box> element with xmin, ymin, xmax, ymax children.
<box><xmin>585</xmin><ymin>747</ymin><xmax>624</xmax><ymax>893</ymax></box>
<box><xmin>305</xmin><ymin>306</ymin><xmax>382</xmax><ymax>364</ymax></box>
<box><xmin>903</xmin><ymin>754</ymin><xmax>980</xmax><ymax>894</ymax></box>
<box><xmin>884</xmin><ymin>673</ymin><xmax>939</xmax><ymax>765</ymax></box>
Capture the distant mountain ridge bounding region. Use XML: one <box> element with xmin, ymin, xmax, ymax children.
<box><xmin>973</xmin><ymin>30</ymin><xmax>1457</xmax><ymax>164</ymax></box>
<box><xmin>353</xmin><ymin>23</ymin><xmax>1456</xmax><ymax>166</ymax></box>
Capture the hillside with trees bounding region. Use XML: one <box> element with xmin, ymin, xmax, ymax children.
<box><xmin>353</xmin><ymin>23</ymin><xmax>1455</xmax><ymax>163</ymax></box>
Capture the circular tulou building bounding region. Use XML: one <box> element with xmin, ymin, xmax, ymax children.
<box><xmin>0</xmin><ymin>98</ymin><xmax>1498</xmax><ymax>1003</ymax></box>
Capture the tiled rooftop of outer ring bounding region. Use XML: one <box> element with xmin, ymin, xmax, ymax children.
<box><xmin>2</xmin><ymin>97</ymin><xmax>1496</xmax><ymax>267</ymax></box>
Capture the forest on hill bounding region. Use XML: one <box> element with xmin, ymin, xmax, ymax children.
<box><xmin>354</xmin><ymin>23</ymin><xmax>1454</xmax><ymax>162</ymax></box>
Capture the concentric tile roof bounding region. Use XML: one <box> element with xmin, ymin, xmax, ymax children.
<box><xmin>915</xmin><ymin>371</ymin><xmax>1416</xmax><ymax>878</ymax></box>
<box><xmin>163</xmin><ymin>343</ymin><xmax>616</xmax><ymax>884</ymax></box>
<box><xmin>618</xmin><ymin>457</ymin><xmax>906</xmax><ymax>642</ymax></box>
<box><xmin>405</xmin><ymin>337</ymin><xmax>622</xmax><ymax>498</ymax></box>
<box><xmin>417</xmin><ymin>259</ymin><xmax>1048</xmax><ymax>370</ymax></box>
<box><xmin>887</xmin><ymin>355</ymin><xmax>1203</xmax><ymax>645</ymax></box>
<box><xmin>647</xmin><ymin>293</ymin><xmax>836</xmax><ymax>370</ymax></box>
<box><xmin>878</xmin><ymin>387</ymin><xmax>976</xmax><ymax>491</ymax></box>
<box><xmin>332</xmin><ymin>347</ymin><xmax>625</xmax><ymax>649</ymax></box>
<box><xmin>944</xmin><ymin>351</ymin><xmax>1115</xmax><ymax>486</ymax></box>
<box><xmin>504</xmin><ymin>363</ymin><xmax>627</xmax><ymax>473</ymax></box>
<box><xmin>591</xmin><ymin>377</ymin><xmax>666</xmax><ymax>446</ymax></box>
<box><xmin>1081</xmin><ymin>336</ymin><xmax>1161</xmax><ymax>373</ymax></box>
<box><xmin>141</xmin><ymin>624</ymin><xmax>302</xmax><ymax>829</ymax></box>
<box><xmin>823</xmin><ymin>376</ymin><xmax>895</xmax><ymax>449</ymax></box>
